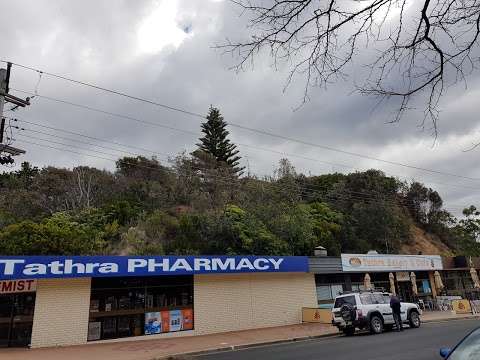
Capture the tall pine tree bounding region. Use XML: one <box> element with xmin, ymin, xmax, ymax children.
<box><xmin>196</xmin><ymin>106</ymin><xmax>244</xmax><ymax>175</ymax></box>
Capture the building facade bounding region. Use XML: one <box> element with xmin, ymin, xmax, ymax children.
<box><xmin>1</xmin><ymin>253</ymin><xmax>478</xmax><ymax>348</ymax></box>
<box><xmin>0</xmin><ymin>256</ymin><xmax>316</xmax><ymax>348</ymax></box>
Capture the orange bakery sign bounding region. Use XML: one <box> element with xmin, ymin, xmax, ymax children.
<box><xmin>341</xmin><ymin>254</ymin><xmax>443</xmax><ymax>272</ymax></box>
<box><xmin>0</xmin><ymin>279</ymin><xmax>36</xmax><ymax>294</ymax></box>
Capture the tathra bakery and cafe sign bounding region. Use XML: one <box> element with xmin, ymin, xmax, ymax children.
<box><xmin>341</xmin><ymin>254</ymin><xmax>443</xmax><ymax>272</ymax></box>
<box><xmin>0</xmin><ymin>256</ymin><xmax>309</xmax><ymax>280</ymax></box>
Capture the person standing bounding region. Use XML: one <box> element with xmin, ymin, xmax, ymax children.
<box><xmin>390</xmin><ymin>295</ymin><xmax>403</xmax><ymax>331</ymax></box>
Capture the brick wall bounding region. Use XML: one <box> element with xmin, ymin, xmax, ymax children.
<box><xmin>31</xmin><ymin>278</ymin><xmax>91</xmax><ymax>348</ymax></box>
<box><xmin>28</xmin><ymin>273</ymin><xmax>316</xmax><ymax>347</ymax></box>
<box><xmin>194</xmin><ymin>272</ymin><xmax>317</xmax><ymax>335</ymax></box>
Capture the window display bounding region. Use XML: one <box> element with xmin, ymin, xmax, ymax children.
<box><xmin>88</xmin><ymin>276</ymin><xmax>193</xmax><ymax>341</ymax></box>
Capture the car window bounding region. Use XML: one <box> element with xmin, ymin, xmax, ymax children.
<box><xmin>334</xmin><ymin>295</ymin><xmax>356</xmax><ymax>308</ymax></box>
<box><xmin>383</xmin><ymin>294</ymin><xmax>391</xmax><ymax>303</ymax></box>
<box><xmin>373</xmin><ymin>293</ymin><xmax>385</xmax><ymax>304</ymax></box>
<box><xmin>360</xmin><ymin>293</ymin><xmax>374</xmax><ymax>305</ymax></box>
<box><xmin>448</xmin><ymin>327</ymin><xmax>480</xmax><ymax>360</ymax></box>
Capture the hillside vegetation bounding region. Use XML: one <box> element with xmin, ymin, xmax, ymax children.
<box><xmin>0</xmin><ymin>158</ymin><xmax>478</xmax><ymax>257</ymax></box>
<box><xmin>0</xmin><ymin>107</ymin><xmax>479</xmax><ymax>257</ymax></box>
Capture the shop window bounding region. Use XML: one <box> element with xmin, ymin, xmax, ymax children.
<box><xmin>88</xmin><ymin>276</ymin><xmax>193</xmax><ymax>341</ymax></box>
<box><xmin>351</xmin><ymin>283</ymin><xmax>366</xmax><ymax>292</ymax></box>
<box><xmin>316</xmin><ymin>284</ymin><xmax>344</xmax><ymax>302</ymax></box>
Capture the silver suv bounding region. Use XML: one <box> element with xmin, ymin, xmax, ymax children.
<box><xmin>331</xmin><ymin>290</ymin><xmax>422</xmax><ymax>336</ymax></box>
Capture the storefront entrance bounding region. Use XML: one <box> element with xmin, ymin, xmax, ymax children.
<box><xmin>0</xmin><ymin>293</ymin><xmax>36</xmax><ymax>347</ymax></box>
<box><xmin>397</xmin><ymin>281</ymin><xmax>414</xmax><ymax>303</ymax></box>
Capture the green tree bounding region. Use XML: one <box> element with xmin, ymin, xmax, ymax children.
<box><xmin>0</xmin><ymin>161</ymin><xmax>39</xmax><ymax>189</ymax></box>
<box><xmin>453</xmin><ymin>206</ymin><xmax>480</xmax><ymax>255</ymax></box>
<box><xmin>196</xmin><ymin>106</ymin><xmax>244</xmax><ymax>175</ymax></box>
<box><xmin>343</xmin><ymin>202</ymin><xmax>411</xmax><ymax>254</ymax></box>
<box><xmin>220</xmin><ymin>205</ymin><xmax>289</xmax><ymax>255</ymax></box>
<box><xmin>0</xmin><ymin>213</ymin><xmax>106</xmax><ymax>255</ymax></box>
<box><xmin>122</xmin><ymin>210</ymin><xmax>179</xmax><ymax>255</ymax></box>
<box><xmin>303</xmin><ymin>202</ymin><xmax>343</xmax><ymax>256</ymax></box>
<box><xmin>273</xmin><ymin>159</ymin><xmax>302</xmax><ymax>203</ymax></box>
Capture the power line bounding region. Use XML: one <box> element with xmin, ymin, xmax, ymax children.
<box><xmin>8</xmin><ymin>91</ymin><xmax>354</xmax><ymax>171</ymax></box>
<box><xmin>8</xmin><ymin>114</ymin><xmax>479</xmax><ymax>193</ymax></box>
<box><xmin>6</xmin><ymin>94</ymin><xmax>479</xmax><ymax>194</ymax></box>
<box><xmin>11</xmin><ymin>120</ymin><xmax>172</xmax><ymax>158</ymax></box>
<box><xmin>17</xmin><ymin>128</ymin><xmax>159</xmax><ymax>158</ymax></box>
<box><xmin>16</xmin><ymin>138</ymin><xmax>117</xmax><ymax>163</ymax></box>
<box><xmin>5</xmin><ymin>60</ymin><xmax>480</xmax><ymax>182</ymax></box>
<box><xmin>2</xmin><ymin>61</ymin><xmax>204</xmax><ymax>119</ymax></box>
<box><xmin>13</xmin><ymin>133</ymin><xmax>162</xmax><ymax>161</ymax></box>
<box><xmin>11</xmin><ymin>89</ymin><xmax>199</xmax><ymax>137</ymax></box>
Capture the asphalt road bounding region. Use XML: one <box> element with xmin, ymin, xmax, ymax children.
<box><xmin>196</xmin><ymin>319</ymin><xmax>480</xmax><ymax>360</ymax></box>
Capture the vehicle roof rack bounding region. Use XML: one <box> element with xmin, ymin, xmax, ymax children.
<box><xmin>338</xmin><ymin>287</ymin><xmax>388</xmax><ymax>295</ymax></box>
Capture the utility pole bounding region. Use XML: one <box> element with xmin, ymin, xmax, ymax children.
<box><xmin>0</xmin><ymin>62</ymin><xmax>29</xmax><ymax>164</ymax></box>
<box><xmin>0</xmin><ymin>68</ymin><xmax>6</xmax><ymax>129</ymax></box>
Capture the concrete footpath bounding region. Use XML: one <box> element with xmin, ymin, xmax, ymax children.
<box><xmin>1</xmin><ymin>312</ymin><xmax>479</xmax><ymax>360</ymax></box>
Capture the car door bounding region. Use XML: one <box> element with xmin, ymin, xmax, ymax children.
<box><xmin>400</xmin><ymin>302</ymin><xmax>409</xmax><ymax>321</ymax></box>
<box><xmin>332</xmin><ymin>295</ymin><xmax>357</xmax><ymax>326</ymax></box>
<box><xmin>359</xmin><ymin>293</ymin><xmax>378</xmax><ymax>319</ymax></box>
<box><xmin>380</xmin><ymin>294</ymin><xmax>394</xmax><ymax>324</ymax></box>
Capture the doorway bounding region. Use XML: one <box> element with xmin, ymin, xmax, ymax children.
<box><xmin>397</xmin><ymin>282</ymin><xmax>414</xmax><ymax>303</ymax></box>
<box><xmin>0</xmin><ymin>293</ymin><xmax>36</xmax><ymax>347</ymax></box>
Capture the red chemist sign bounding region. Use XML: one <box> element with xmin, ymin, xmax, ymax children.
<box><xmin>0</xmin><ymin>279</ymin><xmax>36</xmax><ymax>294</ymax></box>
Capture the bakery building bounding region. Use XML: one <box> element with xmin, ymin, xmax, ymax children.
<box><xmin>311</xmin><ymin>250</ymin><xmax>445</xmax><ymax>306</ymax></box>
<box><xmin>0</xmin><ymin>255</ymin><xmax>317</xmax><ymax>348</ymax></box>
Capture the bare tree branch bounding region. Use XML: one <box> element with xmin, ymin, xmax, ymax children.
<box><xmin>220</xmin><ymin>0</ymin><xmax>480</xmax><ymax>137</ymax></box>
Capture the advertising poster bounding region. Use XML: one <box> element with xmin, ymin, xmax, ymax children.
<box><xmin>161</xmin><ymin>311</ymin><xmax>170</xmax><ymax>333</ymax></box>
<box><xmin>169</xmin><ymin>310</ymin><xmax>182</xmax><ymax>332</ymax></box>
<box><xmin>182</xmin><ymin>308</ymin><xmax>194</xmax><ymax>330</ymax></box>
<box><xmin>144</xmin><ymin>312</ymin><xmax>161</xmax><ymax>335</ymax></box>
<box><xmin>422</xmin><ymin>279</ymin><xmax>431</xmax><ymax>293</ymax></box>
<box><xmin>301</xmin><ymin>308</ymin><xmax>331</xmax><ymax>324</ymax></box>
<box><xmin>452</xmin><ymin>299</ymin><xmax>472</xmax><ymax>314</ymax></box>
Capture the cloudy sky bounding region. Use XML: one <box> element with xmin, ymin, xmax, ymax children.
<box><xmin>1</xmin><ymin>0</ymin><xmax>479</xmax><ymax>216</ymax></box>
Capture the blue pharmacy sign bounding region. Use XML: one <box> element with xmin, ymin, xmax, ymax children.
<box><xmin>0</xmin><ymin>256</ymin><xmax>309</xmax><ymax>280</ymax></box>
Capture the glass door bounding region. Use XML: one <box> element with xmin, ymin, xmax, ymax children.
<box><xmin>10</xmin><ymin>293</ymin><xmax>36</xmax><ymax>347</ymax></box>
<box><xmin>0</xmin><ymin>293</ymin><xmax>36</xmax><ymax>347</ymax></box>
<box><xmin>0</xmin><ymin>295</ymin><xmax>13</xmax><ymax>348</ymax></box>
<box><xmin>398</xmin><ymin>282</ymin><xmax>413</xmax><ymax>303</ymax></box>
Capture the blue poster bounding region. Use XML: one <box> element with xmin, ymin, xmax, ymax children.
<box><xmin>145</xmin><ymin>312</ymin><xmax>161</xmax><ymax>335</ymax></box>
<box><xmin>169</xmin><ymin>310</ymin><xmax>182</xmax><ymax>332</ymax></box>
<box><xmin>422</xmin><ymin>279</ymin><xmax>431</xmax><ymax>294</ymax></box>
<box><xmin>0</xmin><ymin>256</ymin><xmax>308</xmax><ymax>280</ymax></box>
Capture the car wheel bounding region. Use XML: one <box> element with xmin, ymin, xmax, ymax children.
<box><xmin>343</xmin><ymin>327</ymin><xmax>355</xmax><ymax>336</ymax></box>
<box><xmin>409</xmin><ymin>311</ymin><xmax>421</xmax><ymax>328</ymax></box>
<box><xmin>369</xmin><ymin>315</ymin><xmax>384</xmax><ymax>334</ymax></box>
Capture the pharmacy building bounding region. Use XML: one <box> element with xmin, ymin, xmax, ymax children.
<box><xmin>0</xmin><ymin>252</ymin><xmax>478</xmax><ymax>348</ymax></box>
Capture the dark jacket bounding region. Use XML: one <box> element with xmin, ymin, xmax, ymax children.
<box><xmin>390</xmin><ymin>296</ymin><xmax>401</xmax><ymax>314</ymax></box>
